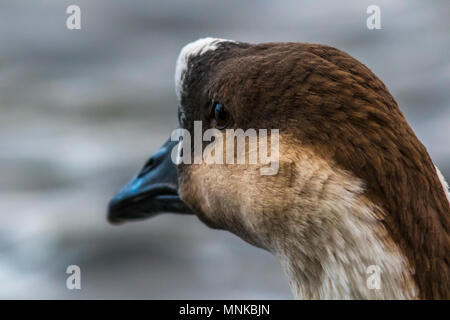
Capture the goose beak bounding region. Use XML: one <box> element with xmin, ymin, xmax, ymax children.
<box><xmin>107</xmin><ymin>138</ymin><xmax>193</xmax><ymax>224</ymax></box>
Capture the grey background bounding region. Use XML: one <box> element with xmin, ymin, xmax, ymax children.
<box><xmin>0</xmin><ymin>0</ymin><xmax>449</xmax><ymax>298</ymax></box>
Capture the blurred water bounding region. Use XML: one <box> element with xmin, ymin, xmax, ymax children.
<box><xmin>0</xmin><ymin>0</ymin><xmax>449</xmax><ymax>298</ymax></box>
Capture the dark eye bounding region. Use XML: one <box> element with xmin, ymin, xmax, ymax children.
<box><xmin>212</xmin><ymin>102</ymin><xmax>232</xmax><ymax>129</ymax></box>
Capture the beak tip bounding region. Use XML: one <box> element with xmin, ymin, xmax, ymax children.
<box><xmin>107</xmin><ymin>213</ymin><xmax>123</xmax><ymax>225</ymax></box>
<box><xmin>107</xmin><ymin>198</ymin><xmax>125</xmax><ymax>225</ymax></box>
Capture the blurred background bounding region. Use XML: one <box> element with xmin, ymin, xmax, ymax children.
<box><xmin>0</xmin><ymin>0</ymin><xmax>449</xmax><ymax>299</ymax></box>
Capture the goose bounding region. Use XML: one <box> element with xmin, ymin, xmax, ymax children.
<box><xmin>108</xmin><ymin>38</ymin><xmax>450</xmax><ymax>299</ymax></box>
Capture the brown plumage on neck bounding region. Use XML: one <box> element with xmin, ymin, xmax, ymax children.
<box><xmin>179</xmin><ymin>40</ymin><xmax>450</xmax><ymax>299</ymax></box>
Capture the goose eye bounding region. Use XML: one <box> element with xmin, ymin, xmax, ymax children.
<box><xmin>212</xmin><ymin>103</ymin><xmax>232</xmax><ymax>129</ymax></box>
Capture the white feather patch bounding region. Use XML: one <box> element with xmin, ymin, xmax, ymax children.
<box><xmin>174</xmin><ymin>37</ymin><xmax>234</xmax><ymax>101</ymax></box>
<box><xmin>435</xmin><ymin>165</ymin><xmax>450</xmax><ymax>203</ymax></box>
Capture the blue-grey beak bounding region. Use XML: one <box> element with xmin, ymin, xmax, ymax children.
<box><xmin>107</xmin><ymin>139</ymin><xmax>193</xmax><ymax>224</ymax></box>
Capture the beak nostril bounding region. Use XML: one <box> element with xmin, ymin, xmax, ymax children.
<box><xmin>137</xmin><ymin>157</ymin><xmax>155</xmax><ymax>178</ymax></box>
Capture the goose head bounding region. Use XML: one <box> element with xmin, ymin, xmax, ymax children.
<box><xmin>108</xmin><ymin>38</ymin><xmax>450</xmax><ymax>299</ymax></box>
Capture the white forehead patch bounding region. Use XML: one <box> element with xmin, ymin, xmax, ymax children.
<box><xmin>175</xmin><ymin>37</ymin><xmax>234</xmax><ymax>101</ymax></box>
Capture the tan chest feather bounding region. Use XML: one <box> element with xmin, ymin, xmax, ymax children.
<box><xmin>179</xmin><ymin>136</ymin><xmax>418</xmax><ymax>299</ymax></box>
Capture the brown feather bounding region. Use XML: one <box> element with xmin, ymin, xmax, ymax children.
<box><xmin>205</xmin><ymin>42</ymin><xmax>450</xmax><ymax>299</ymax></box>
<box><xmin>179</xmin><ymin>40</ymin><xmax>450</xmax><ymax>299</ymax></box>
